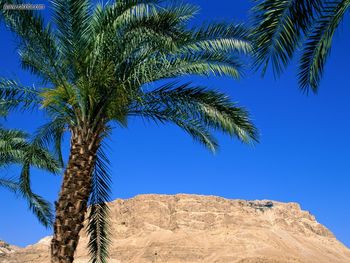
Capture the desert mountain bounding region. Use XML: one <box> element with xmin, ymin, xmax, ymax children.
<box><xmin>1</xmin><ymin>194</ymin><xmax>350</xmax><ymax>263</ymax></box>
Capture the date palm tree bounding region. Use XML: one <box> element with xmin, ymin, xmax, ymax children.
<box><xmin>0</xmin><ymin>126</ymin><xmax>60</xmax><ymax>227</ymax></box>
<box><xmin>252</xmin><ymin>0</ymin><xmax>349</xmax><ymax>92</ymax></box>
<box><xmin>1</xmin><ymin>0</ymin><xmax>258</xmax><ymax>262</ymax></box>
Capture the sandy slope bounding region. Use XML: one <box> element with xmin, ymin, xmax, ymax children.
<box><xmin>1</xmin><ymin>194</ymin><xmax>350</xmax><ymax>263</ymax></box>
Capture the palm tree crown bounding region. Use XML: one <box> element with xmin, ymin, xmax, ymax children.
<box><xmin>1</xmin><ymin>0</ymin><xmax>258</xmax><ymax>262</ymax></box>
<box><xmin>252</xmin><ymin>0</ymin><xmax>350</xmax><ymax>92</ymax></box>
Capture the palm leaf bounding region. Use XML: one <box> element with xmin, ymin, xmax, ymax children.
<box><xmin>299</xmin><ymin>0</ymin><xmax>350</xmax><ymax>92</ymax></box>
<box><xmin>19</xmin><ymin>163</ymin><xmax>54</xmax><ymax>228</ymax></box>
<box><xmin>0</xmin><ymin>0</ymin><xmax>63</xmax><ymax>84</ymax></box>
<box><xmin>0</xmin><ymin>127</ymin><xmax>28</xmax><ymax>164</ymax></box>
<box><xmin>87</xmin><ymin>146</ymin><xmax>112</xmax><ymax>263</ymax></box>
<box><xmin>0</xmin><ymin>126</ymin><xmax>60</xmax><ymax>227</ymax></box>
<box><xmin>33</xmin><ymin>117</ymin><xmax>68</xmax><ymax>166</ymax></box>
<box><xmin>50</xmin><ymin>0</ymin><xmax>91</xmax><ymax>79</ymax></box>
<box><xmin>0</xmin><ymin>177</ymin><xmax>18</xmax><ymax>192</ymax></box>
<box><xmin>183</xmin><ymin>23</ymin><xmax>252</xmax><ymax>54</ymax></box>
<box><xmin>129</xmin><ymin>83</ymin><xmax>258</xmax><ymax>152</ymax></box>
<box><xmin>251</xmin><ymin>0</ymin><xmax>323</xmax><ymax>75</ymax></box>
<box><xmin>0</xmin><ymin>78</ymin><xmax>40</xmax><ymax>115</ymax></box>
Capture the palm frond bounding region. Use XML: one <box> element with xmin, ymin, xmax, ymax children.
<box><xmin>129</xmin><ymin>83</ymin><xmax>258</xmax><ymax>152</ymax></box>
<box><xmin>89</xmin><ymin>0</ymin><xmax>162</xmax><ymax>48</ymax></box>
<box><xmin>183</xmin><ymin>23</ymin><xmax>252</xmax><ymax>54</ymax></box>
<box><xmin>88</xmin><ymin>1</ymin><xmax>195</xmax><ymax>79</ymax></box>
<box><xmin>0</xmin><ymin>126</ymin><xmax>61</xmax><ymax>172</ymax></box>
<box><xmin>19</xmin><ymin>163</ymin><xmax>53</xmax><ymax>228</ymax></box>
<box><xmin>0</xmin><ymin>0</ymin><xmax>63</xmax><ymax>84</ymax></box>
<box><xmin>51</xmin><ymin>0</ymin><xmax>91</xmax><ymax>79</ymax></box>
<box><xmin>87</xmin><ymin>146</ymin><xmax>112</xmax><ymax>263</ymax></box>
<box><xmin>116</xmin><ymin>0</ymin><xmax>197</xmax><ymax>29</ymax></box>
<box><xmin>24</xmin><ymin>143</ymin><xmax>61</xmax><ymax>174</ymax></box>
<box><xmin>0</xmin><ymin>127</ymin><xmax>28</xmax><ymax>164</ymax></box>
<box><xmin>102</xmin><ymin>0</ymin><xmax>162</xmax><ymax>30</ymax></box>
<box><xmin>251</xmin><ymin>0</ymin><xmax>323</xmax><ymax>75</ymax></box>
<box><xmin>0</xmin><ymin>177</ymin><xmax>18</xmax><ymax>192</ymax></box>
<box><xmin>298</xmin><ymin>0</ymin><xmax>350</xmax><ymax>92</ymax></box>
<box><xmin>126</xmin><ymin>50</ymin><xmax>244</xmax><ymax>88</ymax></box>
<box><xmin>0</xmin><ymin>126</ymin><xmax>60</xmax><ymax>227</ymax></box>
<box><xmin>32</xmin><ymin>117</ymin><xmax>68</xmax><ymax>166</ymax></box>
<box><xmin>0</xmin><ymin>78</ymin><xmax>40</xmax><ymax>115</ymax></box>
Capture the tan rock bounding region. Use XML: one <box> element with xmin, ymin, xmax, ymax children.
<box><xmin>2</xmin><ymin>194</ymin><xmax>350</xmax><ymax>263</ymax></box>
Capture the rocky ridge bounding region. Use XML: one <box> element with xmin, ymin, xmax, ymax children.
<box><xmin>0</xmin><ymin>241</ymin><xmax>17</xmax><ymax>256</ymax></box>
<box><xmin>1</xmin><ymin>194</ymin><xmax>350</xmax><ymax>263</ymax></box>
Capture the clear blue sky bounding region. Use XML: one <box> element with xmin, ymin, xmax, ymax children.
<box><xmin>1</xmin><ymin>0</ymin><xmax>349</xmax><ymax>248</ymax></box>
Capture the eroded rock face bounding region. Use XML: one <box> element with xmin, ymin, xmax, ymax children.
<box><xmin>2</xmin><ymin>194</ymin><xmax>350</xmax><ymax>263</ymax></box>
<box><xmin>0</xmin><ymin>241</ymin><xmax>17</xmax><ymax>255</ymax></box>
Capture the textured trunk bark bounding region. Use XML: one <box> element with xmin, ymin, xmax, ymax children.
<box><xmin>51</xmin><ymin>130</ymin><xmax>99</xmax><ymax>263</ymax></box>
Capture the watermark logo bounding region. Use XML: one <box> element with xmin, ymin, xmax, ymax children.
<box><xmin>3</xmin><ymin>3</ymin><xmax>45</xmax><ymax>10</ymax></box>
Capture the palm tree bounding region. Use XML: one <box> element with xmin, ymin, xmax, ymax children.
<box><xmin>0</xmin><ymin>0</ymin><xmax>258</xmax><ymax>262</ymax></box>
<box><xmin>251</xmin><ymin>0</ymin><xmax>349</xmax><ymax>93</ymax></box>
<box><xmin>0</xmin><ymin>127</ymin><xmax>60</xmax><ymax>227</ymax></box>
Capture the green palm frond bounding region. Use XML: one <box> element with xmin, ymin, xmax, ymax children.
<box><xmin>100</xmin><ymin>0</ymin><xmax>163</xmax><ymax>32</ymax></box>
<box><xmin>115</xmin><ymin>0</ymin><xmax>197</xmax><ymax>30</ymax></box>
<box><xmin>298</xmin><ymin>0</ymin><xmax>350</xmax><ymax>92</ymax></box>
<box><xmin>87</xmin><ymin>0</ymin><xmax>165</xmax><ymax>65</ymax></box>
<box><xmin>0</xmin><ymin>0</ymin><xmax>63</xmax><ymax>84</ymax></box>
<box><xmin>0</xmin><ymin>177</ymin><xmax>18</xmax><ymax>192</ymax></box>
<box><xmin>127</xmin><ymin>51</ymin><xmax>244</xmax><ymax>87</ymax></box>
<box><xmin>129</xmin><ymin>83</ymin><xmax>258</xmax><ymax>152</ymax></box>
<box><xmin>116</xmin><ymin>24</ymin><xmax>251</xmax><ymax>86</ymax></box>
<box><xmin>115</xmin><ymin>3</ymin><xmax>195</xmax><ymax>51</ymax></box>
<box><xmin>87</xmin><ymin>146</ymin><xmax>112</xmax><ymax>263</ymax></box>
<box><xmin>0</xmin><ymin>127</ymin><xmax>28</xmax><ymax>164</ymax></box>
<box><xmin>33</xmin><ymin>117</ymin><xmax>68</xmax><ymax>166</ymax></box>
<box><xmin>0</xmin><ymin>127</ymin><xmax>60</xmax><ymax>227</ymax></box>
<box><xmin>131</xmin><ymin>104</ymin><xmax>219</xmax><ymax>151</ymax></box>
<box><xmin>183</xmin><ymin>23</ymin><xmax>252</xmax><ymax>54</ymax></box>
<box><xmin>251</xmin><ymin>0</ymin><xmax>350</xmax><ymax>92</ymax></box>
<box><xmin>88</xmin><ymin>1</ymin><xmax>196</xmax><ymax>78</ymax></box>
<box><xmin>51</xmin><ymin>0</ymin><xmax>91</xmax><ymax>79</ymax></box>
<box><xmin>0</xmin><ymin>78</ymin><xmax>40</xmax><ymax>115</ymax></box>
<box><xmin>0</xmin><ymin>128</ymin><xmax>25</xmax><ymax>193</ymax></box>
<box><xmin>39</xmin><ymin>85</ymin><xmax>80</xmax><ymax>124</ymax></box>
<box><xmin>24</xmin><ymin>143</ymin><xmax>61</xmax><ymax>174</ymax></box>
<box><xmin>112</xmin><ymin>23</ymin><xmax>251</xmax><ymax>89</ymax></box>
<box><xmin>251</xmin><ymin>0</ymin><xmax>323</xmax><ymax>75</ymax></box>
<box><xmin>0</xmin><ymin>127</ymin><xmax>61</xmax><ymax>172</ymax></box>
<box><xmin>19</xmin><ymin>163</ymin><xmax>54</xmax><ymax>228</ymax></box>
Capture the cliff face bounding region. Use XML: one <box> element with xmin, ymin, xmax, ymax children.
<box><xmin>0</xmin><ymin>241</ymin><xmax>18</xmax><ymax>257</ymax></box>
<box><xmin>2</xmin><ymin>194</ymin><xmax>350</xmax><ymax>263</ymax></box>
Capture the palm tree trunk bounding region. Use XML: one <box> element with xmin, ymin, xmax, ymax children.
<box><xmin>51</xmin><ymin>130</ymin><xmax>99</xmax><ymax>263</ymax></box>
